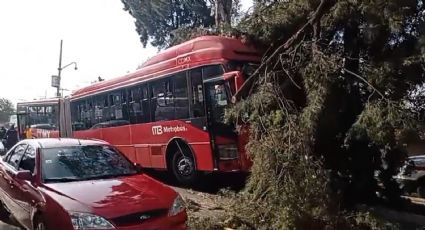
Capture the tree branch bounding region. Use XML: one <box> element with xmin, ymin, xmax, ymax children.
<box><xmin>233</xmin><ymin>0</ymin><xmax>336</xmax><ymax>101</ymax></box>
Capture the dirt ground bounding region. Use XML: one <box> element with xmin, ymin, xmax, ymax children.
<box><xmin>173</xmin><ymin>186</ymin><xmax>230</xmax><ymax>220</ymax></box>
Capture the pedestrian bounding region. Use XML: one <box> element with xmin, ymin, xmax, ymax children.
<box><xmin>0</xmin><ymin>126</ymin><xmax>6</xmax><ymax>150</ymax></box>
<box><xmin>4</xmin><ymin>124</ymin><xmax>18</xmax><ymax>150</ymax></box>
<box><xmin>0</xmin><ymin>126</ymin><xmax>6</xmax><ymax>140</ymax></box>
<box><xmin>25</xmin><ymin>125</ymin><xmax>33</xmax><ymax>139</ymax></box>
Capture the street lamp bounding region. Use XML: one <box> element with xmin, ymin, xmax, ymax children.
<box><xmin>60</xmin><ymin>88</ymin><xmax>71</xmax><ymax>97</ymax></box>
<box><xmin>53</xmin><ymin>40</ymin><xmax>77</xmax><ymax>97</ymax></box>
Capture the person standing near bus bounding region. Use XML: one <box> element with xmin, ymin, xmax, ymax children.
<box><xmin>4</xmin><ymin>124</ymin><xmax>18</xmax><ymax>149</ymax></box>
<box><xmin>0</xmin><ymin>126</ymin><xmax>6</xmax><ymax>140</ymax></box>
<box><xmin>25</xmin><ymin>125</ymin><xmax>33</xmax><ymax>139</ymax></box>
<box><xmin>0</xmin><ymin>126</ymin><xmax>6</xmax><ymax>149</ymax></box>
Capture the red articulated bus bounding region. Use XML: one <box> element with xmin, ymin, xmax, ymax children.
<box><xmin>18</xmin><ymin>36</ymin><xmax>261</xmax><ymax>185</ymax></box>
<box><xmin>16</xmin><ymin>98</ymin><xmax>62</xmax><ymax>139</ymax></box>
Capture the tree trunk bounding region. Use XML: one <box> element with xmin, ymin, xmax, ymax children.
<box><xmin>215</xmin><ymin>0</ymin><xmax>232</xmax><ymax>30</ymax></box>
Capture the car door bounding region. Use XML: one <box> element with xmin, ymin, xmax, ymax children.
<box><xmin>0</xmin><ymin>144</ymin><xmax>27</xmax><ymax>216</ymax></box>
<box><xmin>13</xmin><ymin>144</ymin><xmax>38</xmax><ymax>228</ymax></box>
<box><xmin>0</xmin><ymin>146</ymin><xmax>16</xmax><ymax>209</ymax></box>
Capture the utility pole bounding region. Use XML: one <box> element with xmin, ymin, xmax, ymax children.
<box><xmin>52</xmin><ymin>40</ymin><xmax>77</xmax><ymax>98</ymax></box>
<box><xmin>57</xmin><ymin>40</ymin><xmax>63</xmax><ymax>97</ymax></box>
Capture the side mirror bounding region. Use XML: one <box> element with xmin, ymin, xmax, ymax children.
<box><xmin>16</xmin><ymin>170</ymin><xmax>33</xmax><ymax>181</ymax></box>
<box><xmin>134</xmin><ymin>163</ymin><xmax>143</xmax><ymax>173</ymax></box>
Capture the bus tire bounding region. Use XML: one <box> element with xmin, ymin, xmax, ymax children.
<box><xmin>171</xmin><ymin>148</ymin><xmax>198</xmax><ymax>186</ymax></box>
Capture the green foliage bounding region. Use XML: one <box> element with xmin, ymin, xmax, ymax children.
<box><xmin>121</xmin><ymin>0</ymin><xmax>242</xmax><ymax>48</ymax></box>
<box><xmin>226</xmin><ymin>0</ymin><xmax>425</xmax><ymax>229</ymax></box>
<box><xmin>121</xmin><ymin>0</ymin><xmax>214</xmax><ymax>48</ymax></box>
<box><xmin>0</xmin><ymin>98</ymin><xmax>14</xmax><ymax>123</ymax></box>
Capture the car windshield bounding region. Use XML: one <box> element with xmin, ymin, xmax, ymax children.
<box><xmin>41</xmin><ymin>145</ymin><xmax>138</xmax><ymax>183</ymax></box>
<box><xmin>409</xmin><ymin>157</ymin><xmax>425</xmax><ymax>166</ymax></box>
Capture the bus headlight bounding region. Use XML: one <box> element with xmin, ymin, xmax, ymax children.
<box><xmin>217</xmin><ymin>144</ymin><xmax>238</xmax><ymax>160</ymax></box>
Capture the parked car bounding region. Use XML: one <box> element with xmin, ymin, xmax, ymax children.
<box><xmin>0</xmin><ymin>138</ymin><xmax>187</xmax><ymax>230</ymax></box>
<box><xmin>394</xmin><ymin>155</ymin><xmax>425</xmax><ymax>198</ymax></box>
<box><xmin>90</xmin><ymin>120</ymin><xmax>130</xmax><ymax>130</ymax></box>
<box><xmin>30</xmin><ymin>124</ymin><xmax>55</xmax><ymax>130</ymax></box>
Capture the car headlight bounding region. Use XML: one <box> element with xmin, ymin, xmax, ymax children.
<box><xmin>70</xmin><ymin>212</ymin><xmax>115</xmax><ymax>229</ymax></box>
<box><xmin>168</xmin><ymin>195</ymin><xmax>185</xmax><ymax>216</ymax></box>
<box><xmin>217</xmin><ymin>144</ymin><xmax>238</xmax><ymax>160</ymax></box>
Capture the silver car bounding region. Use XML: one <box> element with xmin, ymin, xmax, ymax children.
<box><xmin>395</xmin><ymin>155</ymin><xmax>425</xmax><ymax>197</ymax></box>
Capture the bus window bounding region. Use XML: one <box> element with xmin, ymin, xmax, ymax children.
<box><xmin>151</xmin><ymin>78</ymin><xmax>174</xmax><ymax>121</ymax></box>
<box><xmin>202</xmin><ymin>65</ymin><xmax>224</xmax><ymax>80</ymax></box>
<box><xmin>71</xmin><ymin>101</ymin><xmax>85</xmax><ymax>131</ymax></box>
<box><xmin>94</xmin><ymin>96</ymin><xmax>104</xmax><ymax>125</ymax></box>
<box><xmin>83</xmin><ymin>100</ymin><xmax>93</xmax><ymax>129</ymax></box>
<box><xmin>190</xmin><ymin>68</ymin><xmax>205</xmax><ymax>118</ymax></box>
<box><xmin>27</xmin><ymin>105</ymin><xmax>58</xmax><ymax>131</ymax></box>
<box><xmin>102</xmin><ymin>94</ymin><xmax>110</xmax><ymax>122</ymax></box>
<box><xmin>227</xmin><ymin>61</ymin><xmax>259</xmax><ymax>79</ymax></box>
<box><xmin>129</xmin><ymin>86</ymin><xmax>142</xmax><ymax>124</ymax></box>
<box><xmin>121</xmin><ymin>90</ymin><xmax>129</xmax><ymax>122</ymax></box>
<box><xmin>173</xmin><ymin>72</ymin><xmax>189</xmax><ymax>119</ymax></box>
<box><xmin>141</xmin><ymin>84</ymin><xmax>150</xmax><ymax>123</ymax></box>
<box><xmin>109</xmin><ymin>91</ymin><xmax>122</xmax><ymax>120</ymax></box>
<box><xmin>206</xmin><ymin>82</ymin><xmax>230</xmax><ymax>124</ymax></box>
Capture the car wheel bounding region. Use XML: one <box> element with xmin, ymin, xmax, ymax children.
<box><xmin>35</xmin><ymin>216</ymin><xmax>47</xmax><ymax>230</ymax></box>
<box><xmin>171</xmin><ymin>149</ymin><xmax>198</xmax><ymax>185</ymax></box>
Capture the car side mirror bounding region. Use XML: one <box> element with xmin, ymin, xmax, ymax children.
<box><xmin>16</xmin><ymin>170</ymin><xmax>33</xmax><ymax>181</ymax></box>
<box><xmin>134</xmin><ymin>163</ymin><xmax>143</xmax><ymax>173</ymax></box>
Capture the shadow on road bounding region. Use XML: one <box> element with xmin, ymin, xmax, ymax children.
<box><xmin>144</xmin><ymin>169</ymin><xmax>248</xmax><ymax>194</ymax></box>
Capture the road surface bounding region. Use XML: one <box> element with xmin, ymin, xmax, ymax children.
<box><xmin>0</xmin><ymin>221</ymin><xmax>18</xmax><ymax>229</ymax></box>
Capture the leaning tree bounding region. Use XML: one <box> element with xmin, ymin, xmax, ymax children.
<box><xmin>225</xmin><ymin>0</ymin><xmax>425</xmax><ymax>229</ymax></box>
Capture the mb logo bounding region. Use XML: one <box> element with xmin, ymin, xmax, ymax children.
<box><xmin>152</xmin><ymin>125</ymin><xmax>163</xmax><ymax>135</ymax></box>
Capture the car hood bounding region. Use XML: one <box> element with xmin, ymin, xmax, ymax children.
<box><xmin>41</xmin><ymin>174</ymin><xmax>177</xmax><ymax>218</ymax></box>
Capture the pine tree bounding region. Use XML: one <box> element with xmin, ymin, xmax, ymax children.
<box><xmin>121</xmin><ymin>0</ymin><xmax>214</xmax><ymax>48</ymax></box>
<box><xmin>121</xmin><ymin>0</ymin><xmax>235</xmax><ymax>48</ymax></box>
<box><xmin>225</xmin><ymin>0</ymin><xmax>425</xmax><ymax>228</ymax></box>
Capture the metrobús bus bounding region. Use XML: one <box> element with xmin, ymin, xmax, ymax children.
<box><xmin>16</xmin><ymin>98</ymin><xmax>62</xmax><ymax>139</ymax></box>
<box><xmin>19</xmin><ymin>36</ymin><xmax>261</xmax><ymax>184</ymax></box>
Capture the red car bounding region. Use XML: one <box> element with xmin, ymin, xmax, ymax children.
<box><xmin>0</xmin><ymin>138</ymin><xmax>187</xmax><ymax>230</ymax></box>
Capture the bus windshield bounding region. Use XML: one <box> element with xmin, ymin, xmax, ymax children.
<box><xmin>206</xmin><ymin>81</ymin><xmax>230</xmax><ymax>124</ymax></box>
<box><xmin>28</xmin><ymin>105</ymin><xmax>58</xmax><ymax>129</ymax></box>
<box><xmin>17</xmin><ymin>104</ymin><xmax>59</xmax><ymax>133</ymax></box>
<box><xmin>228</xmin><ymin>61</ymin><xmax>259</xmax><ymax>80</ymax></box>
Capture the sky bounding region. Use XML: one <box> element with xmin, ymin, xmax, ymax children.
<box><xmin>0</xmin><ymin>0</ymin><xmax>253</xmax><ymax>106</ymax></box>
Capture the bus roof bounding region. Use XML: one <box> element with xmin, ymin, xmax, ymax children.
<box><xmin>17</xmin><ymin>98</ymin><xmax>60</xmax><ymax>106</ymax></box>
<box><xmin>71</xmin><ymin>36</ymin><xmax>261</xmax><ymax>100</ymax></box>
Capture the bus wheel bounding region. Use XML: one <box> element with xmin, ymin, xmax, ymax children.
<box><xmin>171</xmin><ymin>149</ymin><xmax>198</xmax><ymax>185</ymax></box>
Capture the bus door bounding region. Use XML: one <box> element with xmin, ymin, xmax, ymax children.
<box><xmin>16</xmin><ymin>113</ymin><xmax>28</xmax><ymax>138</ymax></box>
<box><xmin>203</xmin><ymin>77</ymin><xmax>238</xmax><ymax>168</ymax></box>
